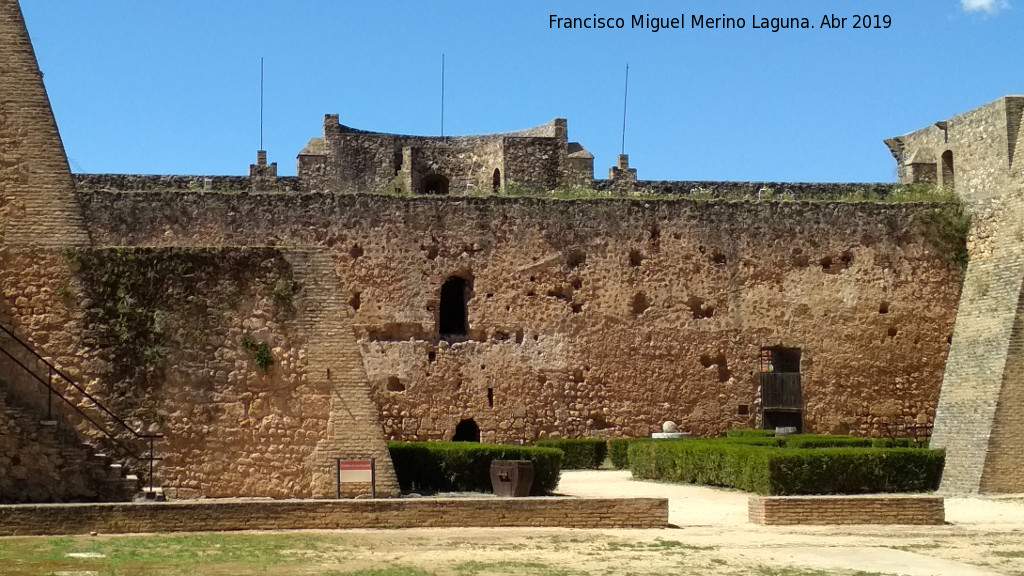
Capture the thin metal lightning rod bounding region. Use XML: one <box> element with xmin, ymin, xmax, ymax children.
<box><xmin>621</xmin><ymin>63</ymin><xmax>629</xmax><ymax>156</ymax></box>
<box><xmin>260</xmin><ymin>57</ymin><xmax>265</xmax><ymax>150</ymax></box>
<box><xmin>441</xmin><ymin>54</ymin><xmax>446</xmax><ymax>138</ymax></box>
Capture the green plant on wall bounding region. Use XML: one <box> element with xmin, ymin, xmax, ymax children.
<box><xmin>913</xmin><ymin>202</ymin><xmax>971</xmax><ymax>275</ymax></box>
<box><xmin>241</xmin><ymin>333</ymin><xmax>274</xmax><ymax>372</ymax></box>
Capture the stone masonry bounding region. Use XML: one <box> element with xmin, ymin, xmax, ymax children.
<box><xmin>5</xmin><ymin>0</ymin><xmax>1024</xmax><ymax>500</ymax></box>
<box><xmin>891</xmin><ymin>97</ymin><xmax>1024</xmax><ymax>493</ymax></box>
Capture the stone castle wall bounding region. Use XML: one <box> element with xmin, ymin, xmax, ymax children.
<box><xmin>895</xmin><ymin>97</ymin><xmax>1024</xmax><ymax>493</ymax></box>
<box><xmin>76</xmin><ymin>190</ymin><xmax>961</xmax><ymax>442</ymax></box>
<box><xmin>298</xmin><ymin>117</ymin><xmax>590</xmax><ymax>195</ymax></box>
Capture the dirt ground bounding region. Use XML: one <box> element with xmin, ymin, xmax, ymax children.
<box><xmin>552</xmin><ymin>470</ymin><xmax>1024</xmax><ymax>576</ymax></box>
<box><xmin>4</xmin><ymin>470</ymin><xmax>1024</xmax><ymax>576</ymax></box>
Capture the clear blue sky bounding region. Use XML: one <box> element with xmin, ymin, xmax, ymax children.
<box><xmin>20</xmin><ymin>0</ymin><xmax>1024</xmax><ymax>182</ymax></box>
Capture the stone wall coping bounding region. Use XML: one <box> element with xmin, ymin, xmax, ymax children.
<box><xmin>751</xmin><ymin>494</ymin><xmax>942</xmax><ymax>500</ymax></box>
<box><xmin>0</xmin><ymin>497</ymin><xmax>669</xmax><ymax>535</ymax></box>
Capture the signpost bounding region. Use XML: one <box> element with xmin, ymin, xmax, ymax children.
<box><xmin>336</xmin><ymin>459</ymin><xmax>376</xmax><ymax>499</ymax></box>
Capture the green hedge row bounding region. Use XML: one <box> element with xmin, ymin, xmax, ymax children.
<box><xmin>627</xmin><ymin>439</ymin><xmax>943</xmax><ymax>495</ymax></box>
<box><xmin>608</xmin><ymin>439</ymin><xmax>632</xmax><ymax>469</ymax></box>
<box><xmin>717</xmin><ymin>434</ymin><xmax>873</xmax><ymax>449</ymax></box>
<box><xmin>535</xmin><ymin>439</ymin><xmax>608</xmax><ymax>469</ymax></box>
<box><xmin>388</xmin><ymin>442</ymin><xmax>562</xmax><ymax>495</ymax></box>
<box><xmin>725</xmin><ymin>429</ymin><xmax>776</xmax><ymax>438</ymax></box>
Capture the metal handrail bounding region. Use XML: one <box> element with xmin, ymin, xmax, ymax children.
<box><xmin>0</xmin><ymin>322</ymin><xmax>161</xmax><ymax>492</ymax></box>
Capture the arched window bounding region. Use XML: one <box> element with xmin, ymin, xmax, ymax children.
<box><xmin>941</xmin><ymin>150</ymin><xmax>955</xmax><ymax>189</ymax></box>
<box><xmin>492</xmin><ymin>168</ymin><xmax>501</xmax><ymax>192</ymax></box>
<box><xmin>452</xmin><ymin>418</ymin><xmax>480</xmax><ymax>442</ymax></box>
<box><xmin>422</xmin><ymin>173</ymin><xmax>450</xmax><ymax>195</ymax></box>
<box><xmin>439</xmin><ymin>276</ymin><xmax>470</xmax><ymax>337</ymax></box>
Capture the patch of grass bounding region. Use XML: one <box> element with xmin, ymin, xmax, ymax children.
<box><xmin>455</xmin><ymin>561</ymin><xmax>578</xmax><ymax>576</ymax></box>
<box><xmin>600</xmin><ymin>539</ymin><xmax>714</xmax><ymax>552</ymax></box>
<box><xmin>993</xmin><ymin>550</ymin><xmax>1024</xmax><ymax>558</ymax></box>
<box><xmin>323</xmin><ymin>565</ymin><xmax>436</xmax><ymax>569</ymax></box>
<box><xmin>0</xmin><ymin>532</ymin><xmax>330</xmax><ymax>575</ymax></box>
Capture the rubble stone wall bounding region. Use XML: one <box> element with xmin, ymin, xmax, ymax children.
<box><xmin>78</xmin><ymin>191</ymin><xmax>962</xmax><ymax>442</ymax></box>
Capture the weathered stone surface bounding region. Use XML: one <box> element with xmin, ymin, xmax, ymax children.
<box><xmin>0</xmin><ymin>497</ymin><xmax>668</xmax><ymax>535</ymax></box>
<box><xmin>895</xmin><ymin>97</ymin><xmax>1024</xmax><ymax>493</ymax></box>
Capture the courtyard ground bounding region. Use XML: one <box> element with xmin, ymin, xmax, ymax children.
<box><xmin>1</xmin><ymin>470</ymin><xmax>1023</xmax><ymax>576</ymax></box>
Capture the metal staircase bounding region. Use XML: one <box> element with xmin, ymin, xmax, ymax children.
<box><xmin>0</xmin><ymin>322</ymin><xmax>162</xmax><ymax>501</ymax></box>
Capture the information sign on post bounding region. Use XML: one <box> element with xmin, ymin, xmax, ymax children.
<box><xmin>336</xmin><ymin>459</ymin><xmax>376</xmax><ymax>499</ymax></box>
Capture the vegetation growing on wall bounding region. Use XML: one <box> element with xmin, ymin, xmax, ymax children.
<box><xmin>74</xmin><ymin>248</ymin><xmax>295</xmax><ymax>409</ymax></box>
<box><xmin>240</xmin><ymin>333</ymin><xmax>274</xmax><ymax>372</ymax></box>
<box><xmin>913</xmin><ymin>202</ymin><xmax>971</xmax><ymax>275</ymax></box>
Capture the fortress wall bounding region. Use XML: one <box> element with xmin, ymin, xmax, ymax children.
<box><xmin>593</xmin><ymin>180</ymin><xmax>898</xmax><ymax>200</ymax></box>
<box><xmin>77</xmin><ymin>192</ymin><xmax>961</xmax><ymax>440</ymax></box>
<box><xmin>406</xmin><ymin>139</ymin><xmax>503</xmax><ymax>195</ymax></box>
<box><xmin>901</xmin><ymin>97</ymin><xmax>1024</xmax><ymax>493</ymax></box>
<box><xmin>503</xmin><ymin>138</ymin><xmax>566</xmax><ymax>191</ymax></box>
<box><xmin>10</xmin><ymin>246</ymin><xmax>394</xmax><ymax>499</ymax></box>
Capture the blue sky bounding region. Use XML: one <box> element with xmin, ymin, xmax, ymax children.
<box><xmin>20</xmin><ymin>1</ymin><xmax>1023</xmax><ymax>182</ymax></box>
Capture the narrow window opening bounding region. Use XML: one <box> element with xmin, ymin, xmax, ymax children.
<box><xmin>487</xmin><ymin>387</ymin><xmax>494</xmax><ymax>408</ymax></box>
<box><xmin>492</xmin><ymin>168</ymin><xmax>501</xmax><ymax>192</ymax></box>
<box><xmin>452</xmin><ymin>418</ymin><xmax>480</xmax><ymax>442</ymax></box>
<box><xmin>439</xmin><ymin>276</ymin><xmax>471</xmax><ymax>338</ymax></box>
<box><xmin>941</xmin><ymin>150</ymin><xmax>955</xmax><ymax>189</ymax></box>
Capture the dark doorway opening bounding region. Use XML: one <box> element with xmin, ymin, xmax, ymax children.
<box><xmin>492</xmin><ymin>168</ymin><xmax>501</xmax><ymax>192</ymax></box>
<box><xmin>941</xmin><ymin>150</ymin><xmax>954</xmax><ymax>189</ymax></box>
<box><xmin>439</xmin><ymin>276</ymin><xmax>471</xmax><ymax>338</ymax></box>
<box><xmin>422</xmin><ymin>173</ymin><xmax>450</xmax><ymax>195</ymax></box>
<box><xmin>759</xmin><ymin>347</ymin><xmax>803</xmax><ymax>432</ymax></box>
<box><xmin>763</xmin><ymin>410</ymin><xmax>802</xmax><ymax>431</ymax></box>
<box><xmin>452</xmin><ymin>418</ymin><xmax>480</xmax><ymax>442</ymax></box>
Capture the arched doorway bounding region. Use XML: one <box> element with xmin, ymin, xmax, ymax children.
<box><xmin>941</xmin><ymin>150</ymin><xmax>955</xmax><ymax>189</ymax></box>
<box><xmin>439</xmin><ymin>276</ymin><xmax>470</xmax><ymax>338</ymax></box>
<box><xmin>452</xmin><ymin>418</ymin><xmax>480</xmax><ymax>442</ymax></box>
<box><xmin>422</xmin><ymin>173</ymin><xmax>450</xmax><ymax>195</ymax></box>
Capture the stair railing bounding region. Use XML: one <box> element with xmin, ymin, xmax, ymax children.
<box><xmin>0</xmin><ymin>322</ymin><xmax>162</xmax><ymax>493</ymax></box>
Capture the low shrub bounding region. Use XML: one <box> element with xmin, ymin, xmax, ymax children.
<box><xmin>535</xmin><ymin>439</ymin><xmax>607</xmax><ymax>469</ymax></box>
<box><xmin>608</xmin><ymin>439</ymin><xmax>633</xmax><ymax>469</ymax></box>
<box><xmin>725</xmin><ymin>429</ymin><xmax>775</xmax><ymax>438</ymax></box>
<box><xmin>388</xmin><ymin>442</ymin><xmax>562</xmax><ymax>495</ymax></box>
<box><xmin>720</xmin><ymin>436</ymin><xmax>783</xmax><ymax>447</ymax></box>
<box><xmin>782</xmin><ymin>435</ymin><xmax>872</xmax><ymax>449</ymax></box>
<box><xmin>871</xmin><ymin>438</ymin><xmax>918</xmax><ymax>448</ymax></box>
<box><xmin>627</xmin><ymin>439</ymin><xmax>943</xmax><ymax>495</ymax></box>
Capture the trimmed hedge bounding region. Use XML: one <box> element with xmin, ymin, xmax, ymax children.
<box><xmin>608</xmin><ymin>439</ymin><xmax>633</xmax><ymax>469</ymax></box>
<box><xmin>871</xmin><ymin>438</ymin><xmax>918</xmax><ymax>448</ymax></box>
<box><xmin>627</xmin><ymin>439</ymin><xmax>943</xmax><ymax>495</ymax></box>
<box><xmin>535</xmin><ymin>439</ymin><xmax>608</xmax><ymax>469</ymax></box>
<box><xmin>781</xmin><ymin>435</ymin><xmax>872</xmax><ymax>449</ymax></box>
<box><xmin>725</xmin><ymin>429</ymin><xmax>776</xmax><ymax>438</ymax></box>
<box><xmin>388</xmin><ymin>442</ymin><xmax>562</xmax><ymax>495</ymax></box>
